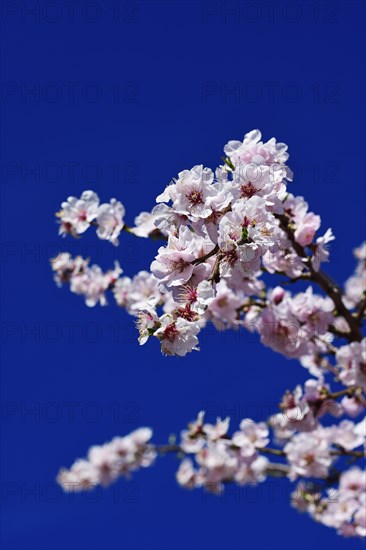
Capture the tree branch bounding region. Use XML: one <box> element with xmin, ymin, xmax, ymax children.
<box><xmin>275</xmin><ymin>214</ymin><xmax>363</xmax><ymax>342</ymax></box>
<box><xmin>155</xmin><ymin>444</ymin><xmax>291</xmax><ymax>478</ymax></box>
<box><xmin>356</xmin><ymin>296</ymin><xmax>366</xmax><ymax>324</ymax></box>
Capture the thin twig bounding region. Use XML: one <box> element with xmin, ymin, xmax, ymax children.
<box><xmin>260</xmin><ymin>447</ymin><xmax>286</xmax><ymax>457</ymax></box>
<box><xmin>325</xmin><ymin>386</ymin><xmax>363</xmax><ymax>400</ymax></box>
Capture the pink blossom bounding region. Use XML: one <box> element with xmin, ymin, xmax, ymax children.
<box><xmin>151</xmin><ymin>226</ymin><xmax>199</xmax><ymax>287</ymax></box>
<box><xmin>337</xmin><ymin>340</ymin><xmax>366</xmax><ymax>391</ymax></box>
<box><xmin>284</xmin><ymin>429</ymin><xmax>333</xmax><ymax>479</ymax></box>
<box><xmin>232</xmin><ymin>419</ymin><xmax>269</xmax><ymax>456</ymax></box>
<box><xmin>96</xmin><ymin>198</ymin><xmax>125</xmax><ymax>245</ymax></box>
<box><xmin>58</xmin><ymin>428</ymin><xmax>155</xmax><ymax>491</ymax></box>
<box><xmin>156</xmin><ymin>165</ymin><xmax>215</xmax><ymax>220</ymax></box>
<box><xmin>59</xmin><ymin>190</ymin><xmax>99</xmax><ymax>236</ymax></box>
<box><xmin>154</xmin><ymin>315</ymin><xmax>200</xmax><ymax>356</ymax></box>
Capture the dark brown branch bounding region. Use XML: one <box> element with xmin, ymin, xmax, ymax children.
<box><xmin>275</xmin><ymin>214</ymin><xmax>363</xmax><ymax>342</ymax></box>
<box><xmin>191</xmin><ymin>244</ymin><xmax>219</xmax><ymax>265</ymax></box>
<box><xmin>356</xmin><ymin>296</ymin><xmax>366</xmax><ymax>324</ymax></box>
<box><xmin>328</xmin><ymin>325</ymin><xmax>351</xmax><ymax>339</ymax></box>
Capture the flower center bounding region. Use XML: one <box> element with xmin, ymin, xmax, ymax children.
<box><xmin>163</xmin><ymin>322</ymin><xmax>179</xmax><ymax>342</ymax></box>
<box><xmin>277</xmin><ymin>324</ymin><xmax>289</xmax><ymax>337</ymax></box>
<box><xmin>176</xmin><ymin>304</ymin><xmax>198</xmax><ymax>322</ymax></box>
<box><xmin>240</xmin><ymin>182</ymin><xmax>256</xmax><ymax>198</ymax></box>
<box><xmin>304</xmin><ymin>453</ymin><xmax>315</xmax><ymax>465</ymax></box>
<box><xmin>224</xmin><ymin>249</ymin><xmax>238</xmax><ymax>266</ymax></box>
<box><xmin>170</xmin><ymin>257</ymin><xmax>189</xmax><ymax>273</ymax></box>
<box><xmin>186</xmin><ymin>189</ymin><xmax>203</xmax><ymax>206</ymax></box>
<box><xmin>217</xmin><ymin>297</ymin><xmax>228</xmax><ymax>308</ymax></box>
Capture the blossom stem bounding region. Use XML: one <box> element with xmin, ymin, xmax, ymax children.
<box><xmin>260</xmin><ymin>447</ymin><xmax>286</xmax><ymax>456</ymax></box>
<box><xmin>155</xmin><ymin>444</ymin><xmax>182</xmax><ymax>454</ymax></box>
<box><xmin>325</xmin><ymin>386</ymin><xmax>363</xmax><ymax>400</ymax></box>
<box><xmin>191</xmin><ymin>244</ymin><xmax>219</xmax><ymax>265</ymax></box>
<box><xmin>208</xmin><ymin>253</ymin><xmax>223</xmax><ymax>283</ymax></box>
<box><xmin>265</xmin><ymin>463</ymin><xmax>290</xmax><ymax>477</ymax></box>
<box><xmin>330</xmin><ymin>450</ymin><xmax>364</xmax><ymax>458</ymax></box>
<box><xmin>313</xmin><ymin>336</ymin><xmax>337</xmax><ymax>355</ymax></box>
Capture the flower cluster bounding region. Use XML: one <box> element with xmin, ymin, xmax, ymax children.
<box><xmin>52</xmin><ymin>130</ymin><xmax>345</xmax><ymax>358</ymax></box>
<box><xmin>57</xmin><ymin>428</ymin><xmax>155</xmax><ymax>491</ymax></box>
<box><xmin>245</xmin><ymin>286</ymin><xmax>335</xmax><ymax>359</ymax></box>
<box><xmin>270</xmin><ymin>378</ymin><xmax>341</xmax><ymax>438</ymax></box>
<box><xmin>51</xmin><ymin>253</ymin><xmax>122</xmax><ymax>307</ymax></box>
<box><xmin>58</xmin><ymin>190</ymin><xmax>125</xmax><ymax>245</ymax></box>
<box><xmin>344</xmin><ymin>242</ymin><xmax>366</xmax><ymax>309</ymax></box>
<box><xmin>284</xmin><ymin>420</ymin><xmax>364</xmax><ymax>480</ymax></box>
<box><xmin>292</xmin><ymin>467</ymin><xmax>366</xmax><ymax>537</ymax></box>
<box><xmin>176</xmin><ymin>413</ymin><xmax>269</xmax><ymax>493</ymax></box>
<box><xmin>52</xmin><ymin>130</ymin><xmax>366</xmax><ymax>537</ymax></box>
<box><xmin>336</xmin><ymin>340</ymin><xmax>366</xmax><ymax>391</ymax></box>
<box><xmin>57</xmin><ymin>407</ymin><xmax>365</xmax><ymax>539</ymax></box>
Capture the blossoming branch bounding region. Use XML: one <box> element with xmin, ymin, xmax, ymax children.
<box><xmin>50</xmin><ymin>130</ymin><xmax>365</xmax><ymax>538</ymax></box>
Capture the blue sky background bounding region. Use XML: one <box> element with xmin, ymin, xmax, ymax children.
<box><xmin>1</xmin><ymin>1</ymin><xmax>365</xmax><ymax>549</ymax></box>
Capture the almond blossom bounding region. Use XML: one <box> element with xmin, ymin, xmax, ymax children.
<box><xmin>154</xmin><ymin>314</ymin><xmax>200</xmax><ymax>356</ymax></box>
<box><xmin>336</xmin><ymin>340</ymin><xmax>366</xmax><ymax>391</ymax></box>
<box><xmin>292</xmin><ymin>467</ymin><xmax>366</xmax><ymax>537</ymax></box>
<box><xmin>156</xmin><ymin>165</ymin><xmax>215</xmax><ymax>220</ymax></box>
<box><xmin>284</xmin><ymin>428</ymin><xmax>333</xmax><ymax>479</ymax></box>
<box><xmin>58</xmin><ymin>190</ymin><xmax>99</xmax><ymax>237</ymax></box>
<box><xmin>96</xmin><ymin>198</ymin><xmax>125</xmax><ymax>245</ymax></box>
<box><xmin>150</xmin><ymin>226</ymin><xmax>199</xmax><ymax>287</ymax></box>
<box><xmin>58</xmin><ymin>428</ymin><xmax>155</xmax><ymax>491</ymax></box>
